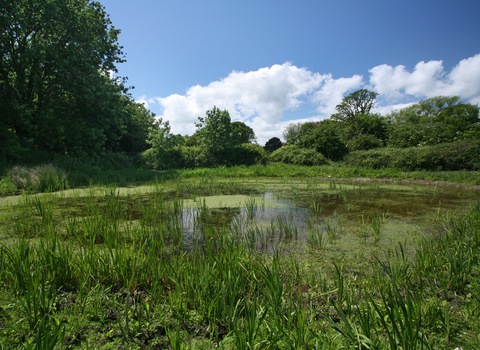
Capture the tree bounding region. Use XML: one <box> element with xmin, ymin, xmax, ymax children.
<box><xmin>231</xmin><ymin>121</ymin><xmax>256</xmax><ymax>144</ymax></box>
<box><xmin>387</xmin><ymin>96</ymin><xmax>480</xmax><ymax>147</ymax></box>
<box><xmin>0</xmin><ymin>0</ymin><xmax>127</xmax><ymax>158</ymax></box>
<box><xmin>297</xmin><ymin>120</ymin><xmax>348</xmax><ymax>160</ymax></box>
<box><xmin>196</xmin><ymin>107</ymin><xmax>238</xmax><ymax>164</ymax></box>
<box><xmin>264</xmin><ymin>137</ymin><xmax>282</xmax><ymax>153</ymax></box>
<box><xmin>331</xmin><ymin>89</ymin><xmax>379</xmax><ymax>123</ymax></box>
<box><xmin>117</xmin><ymin>98</ymin><xmax>156</xmax><ymax>154</ymax></box>
<box><xmin>141</xmin><ymin>118</ymin><xmax>181</xmax><ymax>170</ymax></box>
<box><xmin>184</xmin><ymin>133</ymin><xmax>200</xmax><ymax>147</ymax></box>
<box><xmin>282</xmin><ymin>122</ymin><xmax>303</xmax><ymax>145</ymax></box>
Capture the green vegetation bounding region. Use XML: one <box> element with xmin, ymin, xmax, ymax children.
<box><xmin>2</xmin><ymin>2</ymin><xmax>480</xmax><ymax>348</ymax></box>
<box><xmin>0</xmin><ymin>0</ymin><xmax>156</xmax><ymax>161</ymax></box>
<box><xmin>0</xmin><ymin>177</ymin><xmax>479</xmax><ymax>349</ymax></box>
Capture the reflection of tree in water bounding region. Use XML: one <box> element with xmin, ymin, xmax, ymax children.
<box><xmin>196</xmin><ymin>207</ymin><xmax>242</xmax><ymax>231</ymax></box>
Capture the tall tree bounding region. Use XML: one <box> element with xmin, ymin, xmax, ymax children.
<box><xmin>0</xmin><ymin>0</ymin><xmax>127</xmax><ymax>157</ymax></box>
<box><xmin>331</xmin><ymin>89</ymin><xmax>379</xmax><ymax>123</ymax></box>
<box><xmin>196</xmin><ymin>107</ymin><xmax>238</xmax><ymax>164</ymax></box>
<box><xmin>282</xmin><ymin>122</ymin><xmax>303</xmax><ymax>145</ymax></box>
<box><xmin>231</xmin><ymin>121</ymin><xmax>256</xmax><ymax>144</ymax></box>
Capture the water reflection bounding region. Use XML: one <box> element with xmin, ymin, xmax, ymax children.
<box><xmin>178</xmin><ymin>181</ymin><xmax>480</xmax><ymax>258</ymax></box>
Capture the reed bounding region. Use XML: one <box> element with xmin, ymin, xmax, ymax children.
<box><xmin>0</xmin><ymin>174</ymin><xmax>479</xmax><ymax>349</ymax></box>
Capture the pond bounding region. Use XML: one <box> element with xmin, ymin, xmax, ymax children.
<box><xmin>177</xmin><ymin>179</ymin><xmax>480</xmax><ymax>261</ymax></box>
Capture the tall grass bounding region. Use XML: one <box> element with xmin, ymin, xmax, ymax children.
<box><xmin>0</xmin><ymin>177</ymin><xmax>479</xmax><ymax>349</ymax></box>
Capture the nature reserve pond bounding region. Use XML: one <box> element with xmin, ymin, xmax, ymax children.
<box><xmin>2</xmin><ymin>177</ymin><xmax>480</xmax><ymax>349</ymax></box>
<box><xmin>1</xmin><ymin>178</ymin><xmax>479</xmax><ymax>264</ymax></box>
<box><xmin>173</xmin><ymin>179</ymin><xmax>480</xmax><ymax>262</ymax></box>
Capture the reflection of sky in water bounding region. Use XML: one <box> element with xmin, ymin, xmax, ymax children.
<box><xmin>178</xmin><ymin>183</ymin><xmax>480</xmax><ymax>256</ymax></box>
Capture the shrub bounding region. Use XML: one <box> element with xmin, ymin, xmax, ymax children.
<box><xmin>347</xmin><ymin>134</ymin><xmax>383</xmax><ymax>151</ymax></box>
<box><xmin>0</xmin><ymin>164</ymin><xmax>68</xmax><ymax>194</ymax></box>
<box><xmin>141</xmin><ymin>144</ymin><xmax>266</xmax><ymax>170</ymax></box>
<box><xmin>268</xmin><ymin>146</ymin><xmax>331</xmax><ymax>166</ymax></box>
<box><xmin>344</xmin><ymin>140</ymin><xmax>480</xmax><ymax>171</ymax></box>
<box><xmin>229</xmin><ymin>144</ymin><xmax>267</xmax><ymax>166</ymax></box>
<box><xmin>298</xmin><ymin>120</ymin><xmax>348</xmax><ymax>161</ymax></box>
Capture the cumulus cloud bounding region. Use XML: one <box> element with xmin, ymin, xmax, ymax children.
<box><xmin>369</xmin><ymin>53</ymin><xmax>480</xmax><ymax>103</ymax></box>
<box><xmin>135</xmin><ymin>95</ymin><xmax>155</xmax><ymax>109</ymax></box>
<box><xmin>143</xmin><ymin>54</ymin><xmax>480</xmax><ymax>144</ymax></box>
<box><xmin>312</xmin><ymin>74</ymin><xmax>364</xmax><ymax>115</ymax></box>
<box><xmin>154</xmin><ymin>63</ymin><xmax>326</xmax><ymax>139</ymax></box>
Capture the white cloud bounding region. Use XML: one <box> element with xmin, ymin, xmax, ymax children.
<box><xmin>154</xmin><ymin>63</ymin><xmax>325</xmax><ymax>141</ymax></box>
<box><xmin>135</xmin><ymin>95</ymin><xmax>154</xmax><ymax>109</ymax></box>
<box><xmin>312</xmin><ymin>74</ymin><xmax>364</xmax><ymax>115</ymax></box>
<box><xmin>369</xmin><ymin>53</ymin><xmax>480</xmax><ymax>103</ymax></box>
<box><xmin>142</xmin><ymin>54</ymin><xmax>480</xmax><ymax>145</ymax></box>
<box><xmin>373</xmin><ymin>103</ymin><xmax>415</xmax><ymax>116</ymax></box>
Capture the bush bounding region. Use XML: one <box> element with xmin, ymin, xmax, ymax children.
<box><xmin>0</xmin><ymin>164</ymin><xmax>68</xmax><ymax>194</ymax></box>
<box><xmin>141</xmin><ymin>144</ymin><xmax>266</xmax><ymax>170</ymax></box>
<box><xmin>347</xmin><ymin>134</ymin><xmax>383</xmax><ymax>151</ymax></box>
<box><xmin>229</xmin><ymin>144</ymin><xmax>267</xmax><ymax>166</ymax></box>
<box><xmin>268</xmin><ymin>146</ymin><xmax>331</xmax><ymax>166</ymax></box>
<box><xmin>298</xmin><ymin>120</ymin><xmax>348</xmax><ymax>161</ymax></box>
<box><xmin>344</xmin><ymin>140</ymin><xmax>480</xmax><ymax>171</ymax></box>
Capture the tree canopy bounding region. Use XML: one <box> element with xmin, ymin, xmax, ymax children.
<box><xmin>231</xmin><ymin>121</ymin><xmax>256</xmax><ymax>144</ymax></box>
<box><xmin>196</xmin><ymin>107</ymin><xmax>239</xmax><ymax>164</ymax></box>
<box><xmin>264</xmin><ymin>137</ymin><xmax>282</xmax><ymax>153</ymax></box>
<box><xmin>0</xmin><ymin>0</ymin><xmax>151</xmax><ymax>159</ymax></box>
<box><xmin>387</xmin><ymin>96</ymin><xmax>480</xmax><ymax>147</ymax></box>
<box><xmin>331</xmin><ymin>89</ymin><xmax>379</xmax><ymax>123</ymax></box>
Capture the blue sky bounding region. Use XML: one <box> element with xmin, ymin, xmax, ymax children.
<box><xmin>100</xmin><ymin>0</ymin><xmax>480</xmax><ymax>144</ymax></box>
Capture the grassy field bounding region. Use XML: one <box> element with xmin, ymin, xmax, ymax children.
<box><xmin>0</xmin><ymin>165</ymin><xmax>480</xmax><ymax>349</ymax></box>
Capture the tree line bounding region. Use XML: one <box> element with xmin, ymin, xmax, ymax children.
<box><xmin>2</xmin><ymin>1</ymin><xmax>479</xmax><ymax>171</ymax></box>
<box><xmin>142</xmin><ymin>89</ymin><xmax>480</xmax><ymax>170</ymax></box>
<box><xmin>1</xmin><ymin>0</ymin><xmax>156</xmax><ymax>162</ymax></box>
<box><xmin>280</xmin><ymin>90</ymin><xmax>480</xmax><ymax>161</ymax></box>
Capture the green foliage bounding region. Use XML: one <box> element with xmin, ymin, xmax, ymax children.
<box><xmin>196</xmin><ymin>107</ymin><xmax>239</xmax><ymax>165</ymax></box>
<box><xmin>231</xmin><ymin>121</ymin><xmax>256</xmax><ymax>144</ymax></box>
<box><xmin>142</xmin><ymin>143</ymin><xmax>266</xmax><ymax>170</ymax></box>
<box><xmin>230</xmin><ymin>143</ymin><xmax>267</xmax><ymax>166</ymax></box>
<box><xmin>331</xmin><ymin>89</ymin><xmax>379</xmax><ymax>122</ymax></box>
<box><xmin>146</xmin><ymin>118</ymin><xmax>178</xmax><ymax>151</ymax></box>
<box><xmin>387</xmin><ymin>96</ymin><xmax>480</xmax><ymax>148</ymax></box>
<box><xmin>345</xmin><ymin>140</ymin><xmax>480</xmax><ymax>171</ymax></box>
<box><xmin>118</xmin><ymin>99</ymin><xmax>157</xmax><ymax>154</ymax></box>
<box><xmin>347</xmin><ymin>134</ymin><xmax>383</xmax><ymax>151</ymax></box>
<box><xmin>141</xmin><ymin>118</ymin><xmax>184</xmax><ymax>170</ymax></box>
<box><xmin>0</xmin><ymin>0</ymin><xmax>129</xmax><ymax>158</ymax></box>
<box><xmin>184</xmin><ymin>133</ymin><xmax>201</xmax><ymax>147</ymax></box>
<box><xmin>282</xmin><ymin>122</ymin><xmax>303</xmax><ymax>145</ymax></box>
<box><xmin>340</xmin><ymin>113</ymin><xmax>389</xmax><ymax>142</ymax></box>
<box><xmin>264</xmin><ymin>137</ymin><xmax>283</xmax><ymax>153</ymax></box>
<box><xmin>297</xmin><ymin>120</ymin><xmax>348</xmax><ymax>161</ymax></box>
<box><xmin>268</xmin><ymin>145</ymin><xmax>330</xmax><ymax>166</ymax></box>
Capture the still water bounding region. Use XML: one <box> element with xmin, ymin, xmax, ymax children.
<box><xmin>178</xmin><ymin>180</ymin><xmax>480</xmax><ymax>260</ymax></box>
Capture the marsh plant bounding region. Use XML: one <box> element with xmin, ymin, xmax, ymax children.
<box><xmin>307</xmin><ymin>216</ymin><xmax>328</xmax><ymax>249</ymax></box>
<box><xmin>1</xmin><ymin>164</ymin><xmax>68</xmax><ymax>194</ymax></box>
<box><xmin>324</xmin><ymin>215</ymin><xmax>342</xmax><ymax>243</ymax></box>
<box><xmin>0</xmin><ymin>176</ymin><xmax>479</xmax><ymax>349</ymax></box>
<box><xmin>370</xmin><ymin>213</ymin><xmax>386</xmax><ymax>243</ymax></box>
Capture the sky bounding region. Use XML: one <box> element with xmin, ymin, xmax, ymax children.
<box><xmin>99</xmin><ymin>0</ymin><xmax>480</xmax><ymax>144</ymax></box>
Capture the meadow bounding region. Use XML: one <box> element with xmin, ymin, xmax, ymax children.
<box><xmin>0</xmin><ymin>165</ymin><xmax>480</xmax><ymax>349</ymax></box>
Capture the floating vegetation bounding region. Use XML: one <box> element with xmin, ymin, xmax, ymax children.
<box><xmin>0</xmin><ymin>177</ymin><xmax>480</xmax><ymax>349</ymax></box>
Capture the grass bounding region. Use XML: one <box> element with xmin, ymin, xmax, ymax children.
<box><xmin>3</xmin><ymin>160</ymin><xmax>480</xmax><ymax>198</ymax></box>
<box><xmin>0</xmin><ymin>168</ymin><xmax>480</xmax><ymax>348</ymax></box>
